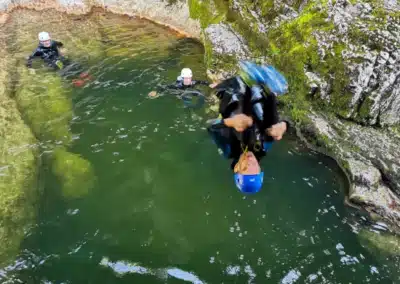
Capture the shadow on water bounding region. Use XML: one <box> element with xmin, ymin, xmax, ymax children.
<box><xmin>0</xmin><ymin>8</ymin><xmax>399</xmax><ymax>284</ymax></box>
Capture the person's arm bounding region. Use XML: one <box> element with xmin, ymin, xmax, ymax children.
<box><xmin>26</xmin><ymin>49</ymin><xmax>42</xmax><ymax>68</ymax></box>
<box><xmin>54</xmin><ymin>41</ymin><xmax>64</xmax><ymax>47</ymax></box>
<box><xmin>193</xmin><ymin>80</ymin><xmax>209</xmax><ymax>87</ymax></box>
<box><xmin>148</xmin><ymin>81</ymin><xmax>181</xmax><ymax>97</ymax></box>
<box><xmin>207</xmin><ymin>119</ymin><xmax>233</xmax><ymax>159</ymax></box>
<box><xmin>262</xmin><ymin>94</ymin><xmax>289</xmax><ymax>140</ymax></box>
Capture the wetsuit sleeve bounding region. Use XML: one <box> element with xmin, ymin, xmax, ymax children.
<box><xmin>156</xmin><ymin>80</ymin><xmax>183</xmax><ymax>92</ymax></box>
<box><xmin>54</xmin><ymin>41</ymin><xmax>64</xmax><ymax>47</ymax></box>
<box><xmin>262</xmin><ymin>94</ymin><xmax>290</xmax><ymax>134</ymax></box>
<box><xmin>26</xmin><ymin>49</ymin><xmax>42</xmax><ymax>68</ymax></box>
<box><xmin>193</xmin><ymin>80</ymin><xmax>209</xmax><ymax>87</ymax></box>
<box><xmin>207</xmin><ymin>119</ymin><xmax>233</xmax><ymax>159</ymax></box>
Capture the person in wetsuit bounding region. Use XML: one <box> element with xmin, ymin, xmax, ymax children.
<box><xmin>208</xmin><ymin>61</ymin><xmax>289</xmax><ymax>193</ymax></box>
<box><xmin>148</xmin><ymin>68</ymin><xmax>212</xmax><ymax>97</ymax></box>
<box><xmin>26</xmin><ymin>32</ymin><xmax>69</xmax><ymax>70</ymax></box>
<box><xmin>26</xmin><ymin>31</ymin><xmax>92</xmax><ymax>87</ymax></box>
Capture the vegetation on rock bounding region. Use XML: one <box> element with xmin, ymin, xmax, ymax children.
<box><xmin>0</xmin><ymin>32</ymin><xmax>39</xmax><ymax>265</ymax></box>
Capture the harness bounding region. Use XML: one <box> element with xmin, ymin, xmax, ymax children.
<box><xmin>217</xmin><ymin>77</ymin><xmax>272</xmax><ymax>154</ymax></box>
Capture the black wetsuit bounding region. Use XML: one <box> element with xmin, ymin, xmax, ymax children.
<box><xmin>208</xmin><ymin>76</ymin><xmax>289</xmax><ymax>169</ymax></box>
<box><xmin>158</xmin><ymin>77</ymin><xmax>209</xmax><ymax>92</ymax></box>
<box><xmin>26</xmin><ymin>40</ymin><xmax>69</xmax><ymax>69</ymax></box>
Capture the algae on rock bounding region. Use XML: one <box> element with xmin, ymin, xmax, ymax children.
<box><xmin>52</xmin><ymin>147</ymin><xmax>95</xmax><ymax>199</ymax></box>
<box><xmin>8</xmin><ymin>9</ymin><xmax>97</xmax><ymax>200</ymax></box>
<box><xmin>15</xmin><ymin>67</ymin><xmax>73</xmax><ymax>145</ymax></box>
<box><xmin>0</xmin><ymin>31</ymin><xmax>39</xmax><ymax>264</ymax></box>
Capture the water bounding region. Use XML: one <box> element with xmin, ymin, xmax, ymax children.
<box><xmin>1</xmin><ymin>9</ymin><xmax>399</xmax><ymax>284</ymax></box>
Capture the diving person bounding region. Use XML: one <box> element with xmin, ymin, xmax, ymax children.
<box><xmin>207</xmin><ymin>61</ymin><xmax>290</xmax><ymax>193</ymax></box>
<box><xmin>26</xmin><ymin>31</ymin><xmax>92</xmax><ymax>87</ymax></box>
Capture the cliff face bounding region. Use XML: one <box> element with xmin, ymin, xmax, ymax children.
<box><xmin>188</xmin><ymin>0</ymin><xmax>400</xmax><ymax>228</ymax></box>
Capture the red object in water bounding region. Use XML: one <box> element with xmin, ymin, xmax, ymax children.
<box><xmin>72</xmin><ymin>79</ymin><xmax>86</xmax><ymax>87</ymax></box>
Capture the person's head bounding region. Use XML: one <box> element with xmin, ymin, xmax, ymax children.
<box><xmin>181</xmin><ymin>68</ymin><xmax>193</xmax><ymax>86</ymax></box>
<box><xmin>233</xmin><ymin>151</ymin><xmax>264</xmax><ymax>193</ymax></box>
<box><xmin>38</xmin><ymin>32</ymin><xmax>51</xmax><ymax>47</ymax></box>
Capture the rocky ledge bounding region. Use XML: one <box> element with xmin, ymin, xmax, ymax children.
<box><xmin>0</xmin><ymin>0</ymin><xmax>200</xmax><ymax>37</ymax></box>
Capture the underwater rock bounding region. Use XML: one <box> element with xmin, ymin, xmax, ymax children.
<box><xmin>358</xmin><ymin>228</ymin><xmax>400</xmax><ymax>281</ymax></box>
<box><xmin>0</xmin><ymin>31</ymin><xmax>39</xmax><ymax>264</ymax></box>
<box><xmin>52</xmin><ymin>147</ymin><xmax>95</xmax><ymax>199</ymax></box>
<box><xmin>15</xmin><ymin>67</ymin><xmax>73</xmax><ymax>146</ymax></box>
<box><xmin>359</xmin><ymin>228</ymin><xmax>400</xmax><ymax>256</ymax></box>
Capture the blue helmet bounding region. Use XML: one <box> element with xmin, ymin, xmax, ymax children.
<box><xmin>234</xmin><ymin>172</ymin><xmax>264</xmax><ymax>193</ymax></box>
<box><xmin>239</xmin><ymin>61</ymin><xmax>288</xmax><ymax>96</ymax></box>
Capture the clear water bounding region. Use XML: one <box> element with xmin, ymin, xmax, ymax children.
<box><xmin>1</xmin><ymin>9</ymin><xmax>399</xmax><ymax>284</ymax></box>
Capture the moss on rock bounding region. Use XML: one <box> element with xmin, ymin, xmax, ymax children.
<box><xmin>0</xmin><ymin>37</ymin><xmax>39</xmax><ymax>264</ymax></box>
<box><xmin>15</xmin><ymin>67</ymin><xmax>73</xmax><ymax>145</ymax></box>
<box><xmin>52</xmin><ymin>147</ymin><xmax>96</xmax><ymax>199</ymax></box>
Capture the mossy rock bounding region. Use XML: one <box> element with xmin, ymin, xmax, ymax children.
<box><xmin>52</xmin><ymin>147</ymin><xmax>95</xmax><ymax>199</ymax></box>
<box><xmin>0</xmin><ymin>53</ymin><xmax>39</xmax><ymax>264</ymax></box>
<box><xmin>15</xmin><ymin>67</ymin><xmax>73</xmax><ymax>145</ymax></box>
<box><xmin>359</xmin><ymin>229</ymin><xmax>400</xmax><ymax>257</ymax></box>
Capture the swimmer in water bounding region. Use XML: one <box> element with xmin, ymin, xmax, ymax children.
<box><xmin>148</xmin><ymin>68</ymin><xmax>214</xmax><ymax>98</ymax></box>
<box><xmin>26</xmin><ymin>31</ymin><xmax>92</xmax><ymax>87</ymax></box>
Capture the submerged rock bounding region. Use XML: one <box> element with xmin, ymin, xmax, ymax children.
<box><xmin>16</xmin><ymin>67</ymin><xmax>73</xmax><ymax>145</ymax></box>
<box><xmin>52</xmin><ymin>147</ymin><xmax>95</xmax><ymax>199</ymax></box>
<box><xmin>7</xmin><ymin>10</ymin><xmax>99</xmax><ymax>201</ymax></box>
<box><xmin>358</xmin><ymin>228</ymin><xmax>400</xmax><ymax>281</ymax></box>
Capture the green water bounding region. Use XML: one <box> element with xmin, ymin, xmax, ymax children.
<box><xmin>1</xmin><ymin>9</ymin><xmax>399</xmax><ymax>284</ymax></box>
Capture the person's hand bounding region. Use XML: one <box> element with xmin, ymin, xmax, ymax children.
<box><xmin>59</xmin><ymin>47</ymin><xmax>67</xmax><ymax>55</ymax></box>
<box><xmin>209</xmin><ymin>82</ymin><xmax>219</xmax><ymax>88</ymax></box>
<box><xmin>225</xmin><ymin>114</ymin><xmax>253</xmax><ymax>132</ymax></box>
<box><xmin>148</xmin><ymin>91</ymin><xmax>158</xmax><ymax>98</ymax></box>
<box><xmin>267</xmin><ymin>121</ymin><xmax>287</xmax><ymax>140</ymax></box>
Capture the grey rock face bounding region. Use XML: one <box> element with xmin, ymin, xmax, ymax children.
<box><xmin>306</xmin><ymin>112</ymin><xmax>400</xmax><ymax>226</ymax></box>
<box><xmin>320</xmin><ymin>0</ymin><xmax>400</xmax><ymax>126</ymax></box>
<box><xmin>204</xmin><ymin>23</ymin><xmax>249</xmax><ymax>58</ymax></box>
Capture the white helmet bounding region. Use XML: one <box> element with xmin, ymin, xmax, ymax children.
<box><xmin>181</xmin><ymin>68</ymin><xmax>193</xmax><ymax>78</ymax></box>
<box><xmin>38</xmin><ymin>32</ymin><xmax>50</xmax><ymax>41</ymax></box>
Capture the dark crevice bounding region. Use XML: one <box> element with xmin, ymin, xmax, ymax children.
<box><xmin>375</xmin><ymin>166</ymin><xmax>399</xmax><ymax>196</ymax></box>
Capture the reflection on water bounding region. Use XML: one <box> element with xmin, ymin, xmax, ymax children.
<box><xmin>100</xmin><ymin>257</ymin><xmax>207</xmax><ymax>283</ymax></box>
<box><xmin>0</xmin><ymin>7</ymin><xmax>399</xmax><ymax>284</ymax></box>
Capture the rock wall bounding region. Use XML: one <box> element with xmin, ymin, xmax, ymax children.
<box><xmin>0</xmin><ymin>0</ymin><xmax>201</xmax><ymax>37</ymax></box>
<box><xmin>188</xmin><ymin>0</ymin><xmax>400</xmax><ymax>229</ymax></box>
